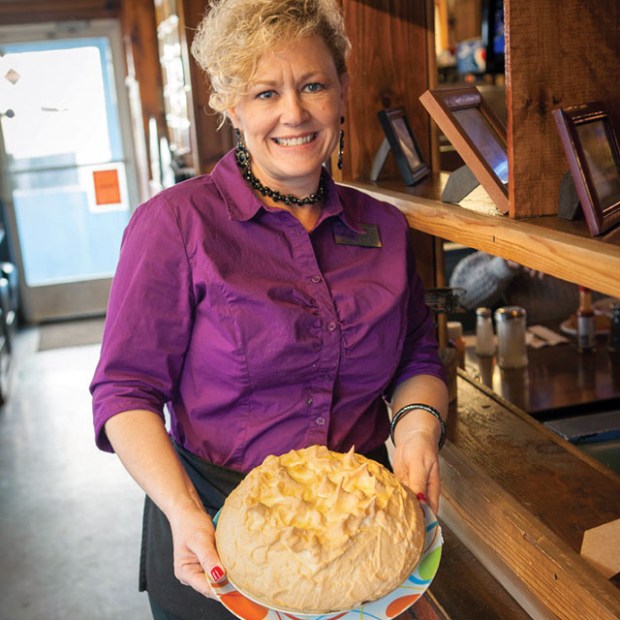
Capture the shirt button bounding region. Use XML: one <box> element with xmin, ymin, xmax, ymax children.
<box><xmin>327</xmin><ymin>321</ymin><xmax>337</xmax><ymax>331</ymax></box>
<box><xmin>310</xmin><ymin>275</ymin><xmax>321</xmax><ymax>284</ymax></box>
<box><xmin>306</xmin><ymin>397</ymin><xmax>313</xmax><ymax>406</ymax></box>
<box><xmin>315</xmin><ymin>416</ymin><xmax>326</xmax><ymax>425</ymax></box>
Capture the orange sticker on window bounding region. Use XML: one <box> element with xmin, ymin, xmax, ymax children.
<box><xmin>93</xmin><ymin>169</ymin><xmax>121</xmax><ymax>205</ymax></box>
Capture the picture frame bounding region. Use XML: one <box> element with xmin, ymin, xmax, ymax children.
<box><xmin>552</xmin><ymin>102</ymin><xmax>620</xmax><ymax>236</ymax></box>
<box><xmin>419</xmin><ymin>86</ymin><xmax>509</xmax><ymax>214</ymax></box>
<box><xmin>377</xmin><ymin>107</ymin><xmax>430</xmax><ymax>186</ymax></box>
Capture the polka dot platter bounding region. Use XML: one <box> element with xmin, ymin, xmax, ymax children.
<box><xmin>211</xmin><ymin>501</ymin><xmax>443</xmax><ymax>620</ymax></box>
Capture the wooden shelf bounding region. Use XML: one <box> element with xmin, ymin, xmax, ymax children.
<box><xmin>343</xmin><ymin>175</ymin><xmax>620</xmax><ymax>299</ymax></box>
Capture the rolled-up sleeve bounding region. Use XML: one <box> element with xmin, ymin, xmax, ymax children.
<box><xmin>90</xmin><ymin>195</ymin><xmax>194</xmax><ymax>452</ymax></box>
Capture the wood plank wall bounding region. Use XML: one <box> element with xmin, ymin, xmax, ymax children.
<box><xmin>339</xmin><ymin>0</ymin><xmax>434</xmax><ymax>185</ymax></box>
<box><xmin>340</xmin><ymin>1</ymin><xmax>439</xmax><ymax>290</ymax></box>
<box><xmin>506</xmin><ymin>0</ymin><xmax>620</xmax><ymax>218</ymax></box>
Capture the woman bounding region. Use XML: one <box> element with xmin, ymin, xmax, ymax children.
<box><xmin>90</xmin><ymin>1</ymin><xmax>448</xmax><ymax>618</ymax></box>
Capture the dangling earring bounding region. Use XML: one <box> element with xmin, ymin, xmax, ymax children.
<box><xmin>337</xmin><ymin>116</ymin><xmax>345</xmax><ymax>170</ymax></box>
<box><xmin>234</xmin><ymin>127</ymin><xmax>250</xmax><ymax>169</ymax></box>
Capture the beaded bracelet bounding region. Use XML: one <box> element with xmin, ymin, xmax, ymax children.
<box><xmin>389</xmin><ymin>403</ymin><xmax>447</xmax><ymax>449</ymax></box>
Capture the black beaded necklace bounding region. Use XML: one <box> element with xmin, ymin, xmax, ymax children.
<box><xmin>235</xmin><ymin>143</ymin><xmax>326</xmax><ymax>207</ymax></box>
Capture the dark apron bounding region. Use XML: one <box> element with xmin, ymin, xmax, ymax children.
<box><xmin>139</xmin><ymin>442</ymin><xmax>391</xmax><ymax>620</ymax></box>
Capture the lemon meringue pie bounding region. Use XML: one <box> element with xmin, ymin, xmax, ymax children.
<box><xmin>215</xmin><ymin>445</ymin><xmax>425</xmax><ymax>613</ymax></box>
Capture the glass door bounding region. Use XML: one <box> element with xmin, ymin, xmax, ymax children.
<box><xmin>0</xmin><ymin>20</ymin><xmax>140</xmax><ymax>323</ymax></box>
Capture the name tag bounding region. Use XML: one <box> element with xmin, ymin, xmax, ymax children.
<box><xmin>333</xmin><ymin>221</ymin><xmax>382</xmax><ymax>248</ymax></box>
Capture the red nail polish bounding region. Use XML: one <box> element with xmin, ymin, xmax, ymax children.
<box><xmin>416</xmin><ymin>492</ymin><xmax>427</xmax><ymax>502</ymax></box>
<box><xmin>210</xmin><ymin>566</ymin><xmax>225</xmax><ymax>582</ymax></box>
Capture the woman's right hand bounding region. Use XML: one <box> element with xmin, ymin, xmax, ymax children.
<box><xmin>168</xmin><ymin>498</ymin><xmax>225</xmax><ymax>599</ymax></box>
<box><xmin>103</xmin><ymin>410</ymin><xmax>227</xmax><ymax>600</ymax></box>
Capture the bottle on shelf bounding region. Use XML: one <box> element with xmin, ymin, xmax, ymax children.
<box><xmin>576</xmin><ymin>286</ymin><xmax>596</xmax><ymax>353</ymax></box>
<box><xmin>475</xmin><ymin>307</ymin><xmax>496</xmax><ymax>357</ymax></box>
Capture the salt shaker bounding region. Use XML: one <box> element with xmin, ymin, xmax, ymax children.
<box><xmin>494</xmin><ymin>306</ymin><xmax>528</xmax><ymax>369</ymax></box>
<box><xmin>475</xmin><ymin>307</ymin><xmax>496</xmax><ymax>356</ymax></box>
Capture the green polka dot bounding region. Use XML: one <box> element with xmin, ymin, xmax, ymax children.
<box><xmin>418</xmin><ymin>547</ymin><xmax>442</xmax><ymax>580</ymax></box>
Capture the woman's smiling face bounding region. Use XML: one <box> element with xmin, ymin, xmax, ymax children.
<box><xmin>227</xmin><ymin>35</ymin><xmax>349</xmax><ymax>198</ymax></box>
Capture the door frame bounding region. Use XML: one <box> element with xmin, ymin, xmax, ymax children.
<box><xmin>0</xmin><ymin>19</ymin><xmax>140</xmax><ymax>323</ymax></box>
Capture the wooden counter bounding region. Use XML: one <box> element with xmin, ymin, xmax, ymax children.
<box><xmin>414</xmin><ymin>522</ymin><xmax>531</xmax><ymax>620</ymax></box>
<box><xmin>436</xmin><ymin>373</ymin><xmax>620</xmax><ymax>619</ymax></box>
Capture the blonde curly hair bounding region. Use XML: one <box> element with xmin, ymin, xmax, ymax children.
<box><xmin>191</xmin><ymin>0</ymin><xmax>350</xmax><ymax>115</ymax></box>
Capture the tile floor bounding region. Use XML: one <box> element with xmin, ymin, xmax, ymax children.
<box><xmin>0</xmin><ymin>327</ymin><xmax>152</xmax><ymax>620</ymax></box>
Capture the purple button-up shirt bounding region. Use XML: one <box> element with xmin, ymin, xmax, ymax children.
<box><xmin>91</xmin><ymin>150</ymin><xmax>445</xmax><ymax>472</ymax></box>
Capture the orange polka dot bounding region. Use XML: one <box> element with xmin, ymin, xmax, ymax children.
<box><xmin>220</xmin><ymin>591</ymin><xmax>269</xmax><ymax>619</ymax></box>
<box><xmin>385</xmin><ymin>594</ymin><xmax>420</xmax><ymax>617</ymax></box>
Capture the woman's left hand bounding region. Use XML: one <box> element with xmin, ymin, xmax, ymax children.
<box><xmin>391</xmin><ymin>427</ymin><xmax>441</xmax><ymax>515</ymax></box>
<box><xmin>390</xmin><ymin>375</ymin><xmax>449</xmax><ymax>516</ymax></box>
